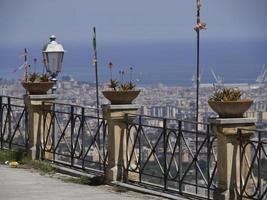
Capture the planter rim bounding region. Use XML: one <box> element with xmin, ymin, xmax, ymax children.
<box><xmin>208</xmin><ymin>99</ymin><xmax>253</xmax><ymax>103</ymax></box>
<box><xmin>208</xmin><ymin>99</ymin><xmax>253</xmax><ymax>118</ymax></box>
<box><xmin>102</xmin><ymin>90</ymin><xmax>141</xmax><ymax>104</ymax></box>
<box><xmin>21</xmin><ymin>81</ymin><xmax>54</xmax><ymax>95</ymax></box>
<box><xmin>21</xmin><ymin>81</ymin><xmax>54</xmax><ymax>84</ymax></box>
<box><xmin>102</xmin><ymin>90</ymin><xmax>141</xmax><ymax>92</ymax></box>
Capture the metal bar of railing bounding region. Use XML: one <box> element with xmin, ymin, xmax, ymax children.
<box><xmin>7</xmin><ymin>97</ymin><xmax>12</xmax><ymax>149</ymax></box>
<box><xmin>81</xmin><ymin>107</ymin><xmax>85</xmax><ymax>169</ymax></box>
<box><xmin>25</xmin><ymin>102</ymin><xmax>28</xmax><ymax>149</ymax></box>
<box><xmin>0</xmin><ymin>96</ymin><xmax>3</xmax><ymax>149</ymax></box>
<box><xmin>258</xmin><ymin>131</ymin><xmax>262</xmax><ymax>199</ymax></box>
<box><xmin>103</xmin><ymin>118</ymin><xmax>107</xmax><ymax>170</ymax></box>
<box><xmin>138</xmin><ymin>115</ymin><xmax>142</xmax><ymax>183</ymax></box>
<box><xmin>207</xmin><ymin>124</ymin><xmax>211</xmax><ymax>200</ymax></box>
<box><xmin>70</xmin><ymin>105</ymin><xmax>74</xmax><ymax>166</ymax></box>
<box><xmin>52</xmin><ymin>102</ymin><xmax>56</xmax><ymax>162</ymax></box>
<box><xmin>178</xmin><ymin>120</ymin><xmax>182</xmax><ymax>194</ymax></box>
<box><xmin>239</xmin><ymin>128</ymin><xmax>242</xmax><ymax>200</ymax></box>
<box><xmin>163</xmin><ymin>118</ymin><xmax>167</xmax><ymax>190</ymax></box>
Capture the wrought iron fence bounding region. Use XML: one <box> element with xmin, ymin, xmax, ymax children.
<box><xmin>239</xmin><ymin>128</ymin><xmax>267</xmax><ymax>200</ymax></box>
<box><xmin>1</xmin><ymin>94</ymin><xmax>267</xmax><ymax>200</ymax></box>
<box><xmin>0</xmin><ymin>96</ymin><xmax>28</xmax><ymax>150</ymax></box>
<box><xmin>124</xmin><ymin>114</ymin><xmax>218</xmax><ymax>199</ymax></box>
<box><xmin>41</xmin><ymin>102</ymin><xmax>108</xmax><ymax>174</ymax></box>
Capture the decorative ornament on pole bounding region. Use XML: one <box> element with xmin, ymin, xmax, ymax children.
<box><xmin>108</xmin><ymin>62</ymin><xmax>113</xmax><ymax>80</ymax></box>
<box><xmin>42</xmin><ymin>35</ymin><xmax>65</xmax><ymax>78</ymax></box>
<box><xmin>24</xmin><ymin>48</ymin><xmax>29</xmax><ymax>81</ymax></box>
<box><xmin>194</xmin><ymin>0</ymin><xmax>207</xmax><ymax>32</ymax></box>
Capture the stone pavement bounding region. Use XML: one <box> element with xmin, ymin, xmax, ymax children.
<box><xmin>0</xmin><ymin>165</ymin><xmax>163</xmax><ymax>200</ymax></box>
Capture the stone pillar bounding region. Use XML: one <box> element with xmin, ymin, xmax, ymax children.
<box><xmin>24</xmin><ymin>94</ymin><xmax>56</xmax><ymax>160</ymax></box>
<box><xmin>102</xmin><ymin>104</ymin><xmax>139</xmax><ymax>182</ymax></box>
<box><xmin>209</xmin><ymin>118</ymin><xmax>256</xmax><ymax>200</ymax></box>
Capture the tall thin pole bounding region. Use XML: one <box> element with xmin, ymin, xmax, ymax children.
<box><xmin>93</xmin><ymin>27</ymin><xmax>100</xmax><ymax>120</ymax></box>
<box><xmin>93</xmin><ymin>27</ymin><xmax>101</xmax><ymax>161</ymax></box>
<box><xmin>194</xmin><ymin>0</ymin><xmax>206</xmax><ymax>123</ymax></box>
<box><xmin>195</xmin><ymin>1</ymin><xmax>200</xmax><ymax>194</ymax></box>
<box><xmin>196</xmin><ymin>0</ymin><xmax>200</xmax><ymax>125</ymax></box>
<box><xmin>194</xmin><ymin>0</ymin><xmax>206</xmax><ymax>194</ymax></box>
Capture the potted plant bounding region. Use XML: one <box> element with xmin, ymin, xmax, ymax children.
<box><xmin>21</xmin><ymin>72</ymin><xmax>54</xmax><ymax>95</ymax></box>
<box><xmin>208</xmin><ymin>88</ymin><xmax>253</xmax><ymax>118</ymax></box>
<box><xmin>102</xmin><ymin>79</ymin><xmax>140</xmax><ymax>104</ymax></box>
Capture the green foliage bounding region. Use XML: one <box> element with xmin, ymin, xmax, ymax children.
<box><xmin>108</xmin><ymin>79</ymin><xmax>136</xmax><ymax>91</ymax></box>
<box><xmin>0</xmin><ymin>150</ymin><xmax>27</xmax><ymax>163</ymax></box>
<box><xmin>26</xmin><ymin>160</ymin><xmax>55</xmax><ymax>174</ymax></box>
<box><xmin>119</xmin><ymin>82</ymin><xmax>136</xmax><ymax>91</ymax></box>
<box><xmin>28</xmin><ymin>73</ymin><xmax>51</xmax><ymax>83</ymax></box>
<box><xmin>29</xmin><ymin>72</ymin><xmax>39</xmax><ymax>82</ymax></box>
<box><xmin>40</xmin><ymin>74</ymin><xmax>50</xmax><ymax>82</ymax></box>
<box><xmin>62</xmin><ymin>175</ymin><xmax>103</xmax><ymax>185</ymax></box>
<box><xmin>109</xmin><ymin>79</ymin><xmax>119</xmax><ymax>91</ymax></box>
<box><xmin>0</xmin><ymin>150</ymin><xmax>54</xmax><ymax>174</ymax></box>
<box><xmin>209</xmin><ymin>88</ymin><xmax>242</xmax><ymax>102</ymax></box>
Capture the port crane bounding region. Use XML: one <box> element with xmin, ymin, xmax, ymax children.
<box><xmin>210</xmin><ymin>68</ymin><xmax>224</xmax><ymax>89</ymax></box>
<box><xmin>256</xmin><ymin>64</ymin><xmax>267</xmax><ymax>84</ymax></box>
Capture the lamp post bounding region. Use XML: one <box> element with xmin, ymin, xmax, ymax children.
<box><xmin>42</xmin><ymin>35</ymin><xmax>64</xmax><ymax>162</ymax></box>
<box><xmin>42</xmin><ymin>35</ymin><xmax>65</xmax><ymax>93</ymax></box>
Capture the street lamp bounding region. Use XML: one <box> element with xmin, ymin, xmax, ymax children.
<box><xmin>42</xmin><ymin>35</ymin><xmax>65</xmax><ymax>93</ymax></box>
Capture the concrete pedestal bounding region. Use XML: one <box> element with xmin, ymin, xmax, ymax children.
<box><xmin>24</xmin><ymin>94</ymin><xmax>56</xmax><ymax>160</ymax></box>
<box><xmin>209</xmin><ymin>118</ymin><xmax>256</xmax><ymax>200</ymax></box>
<box><xmin>102</xmin><ymin>104</ymin><xmax>139</xmax><ymax>182</ymax></box>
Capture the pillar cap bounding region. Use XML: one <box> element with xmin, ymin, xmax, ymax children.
<box><xmin>102</xmin><ymin>104</ymin><xmax>139</xmax><ymax>111</ymax></box>
<box><xmin>208</xmin><ymin>117</ymin><xmax>256</xmax><ymax>125</ymax></box>
<box><xmin>23</xmin><ymin>94</ymin><xmax>57</xmax><ymax>101</ymax></box>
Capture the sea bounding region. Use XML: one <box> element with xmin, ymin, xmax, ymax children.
<box><xmin>0</xmin><ymin>40</ymin><xmax>266</xmax><ymax>86</ymax></box>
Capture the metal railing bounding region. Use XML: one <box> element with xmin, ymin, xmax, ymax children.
<box><xmin>238</xmin><ymin>128</ymin><xmax>267</xmax><ymax>200</ymax></box>
<box><xmin>0</xmin><ymin>96</ymin><xmax>28</xmax><ymax>150</ymax></box>
<box><xmin>41</xmin><ymin>102</ymin><xmax>108</xmax><ymax>174</ymax></box>
<box><xmin>124</xmin><ymin>114</ymin><xmax>217</xmax><ymax>199</ymax></box>
<box><xmin>0</xmin><ymin>95</ymin><xmax>267</xmax><ymax>199</ymax></box>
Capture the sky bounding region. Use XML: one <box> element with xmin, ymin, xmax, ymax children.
<box><xmin>1</xmin><ymin>0</ymin><xmax>267</xmax><ymax>46</ymax></box>
<box><xmin>0</xmin><ymin>0</ymin><xmax>267</xmax><ymax>84</ymax></box>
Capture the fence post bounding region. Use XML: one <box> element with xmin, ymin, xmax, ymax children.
<box><xmin>209</xmin><ymin>118</ymin><xmax>256</xmax><ymax>200</ymax></box>
<box><xmin>102</xmin><ymin>104</ymin><xmax>139</xmax><ymax>182</ymax></box>
<box><xmin>24</xmin><ymin>94</ymin><xmax>56</xmax><ymax>160</ymax></box>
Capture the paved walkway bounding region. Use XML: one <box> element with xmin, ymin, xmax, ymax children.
<box><xmin>0</xmin><ymin>165</ymin><xmax>162</xmax><ymax>200</ymax></box>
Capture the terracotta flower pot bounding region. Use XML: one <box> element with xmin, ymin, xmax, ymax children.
<box><xmin>21</xmin><ymin>81</ymin><xmax>54</xmax><ymax>95</ymax></box>
<box><xmin>102</xmin><ymin>90</ymin><xmax>140</xmax><ymax>104</ymax></box>
<box><xmin>208</xmin><ymin>100</ymin><xmax>253</xmax><ymax>118</ymax></box>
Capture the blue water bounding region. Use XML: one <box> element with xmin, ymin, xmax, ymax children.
<box><xmin>0</xmin><ymin>40</ymin><xmax>266</xmax><ymax>86</ymax></box>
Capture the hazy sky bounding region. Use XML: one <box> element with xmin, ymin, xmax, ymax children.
<box><xmin>1</xmin><ymin>0</ymin><xmax>267</xmax><ymax>47</ymax></box>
